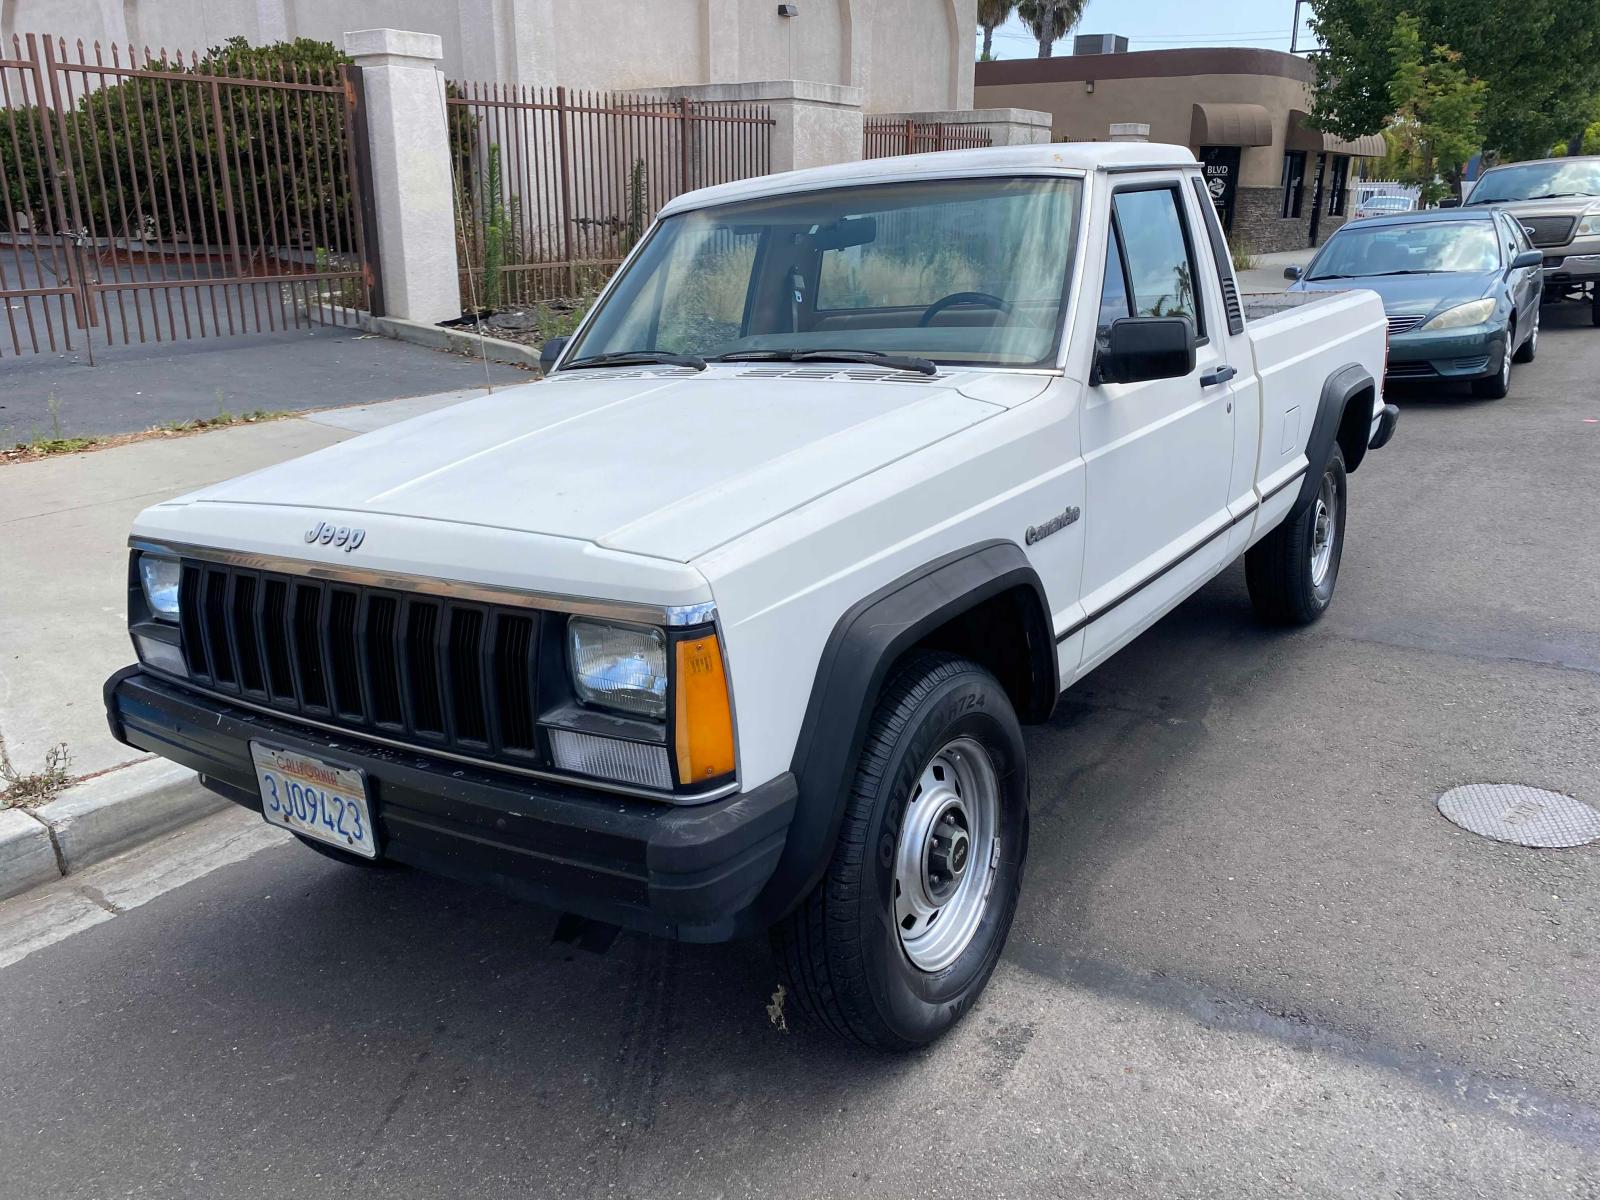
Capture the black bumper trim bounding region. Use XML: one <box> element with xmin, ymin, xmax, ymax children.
<box><xmin>1369</xmin><ymin>403</ymin><xmax>1400</xmax><ymax>451</ymax></box>
<box><xmin>106</xmin><ymin>666</ymin><xmax>796</xmax><ymax>941</ymax></box>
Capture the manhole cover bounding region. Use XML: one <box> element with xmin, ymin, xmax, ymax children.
<box><xmin>1437</xmin><ymin>784</ymin><xmax>1600</xmax><ymax>848</ymax></box>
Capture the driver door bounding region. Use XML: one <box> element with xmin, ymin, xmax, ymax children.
<box><xmin>1076</xmin><ymin>180</ymin><xmax>1237</xmax><ymax>669</ymax></box>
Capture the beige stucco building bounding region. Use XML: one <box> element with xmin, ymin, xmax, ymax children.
<box><xmin>975</xmin><ymin>47</ymin><xmax>1384</xmax><ymax>252</ymax></box>
<box><xmin>3</xmin><ymin>0</ymin><xmax>976</xmax><ymax>114</ymax></box>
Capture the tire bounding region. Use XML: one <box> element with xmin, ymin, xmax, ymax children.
<box><xmin>1513</xmin><ymin>307</ymin><xmax>1538</xmax><ymax>363</ymax></box>
<box><xmin>1471</xmin><ymin>340</ymin><xmax>1512</xmax><ymax>399</ymax></box>
<box><xmin>1591</xmin><ymin>287</ymin><xmax>1600</xmax><ymax>327</ymax></box>
<box><xmin>1246</xmin><ymin>444</ymin><xmax>1348</xmax><ymax>626</ymax></box>
<box><xmin>771</xmin><ymin>652</ymin><xmax>1029</xmax><ymax>1050</ymax></box>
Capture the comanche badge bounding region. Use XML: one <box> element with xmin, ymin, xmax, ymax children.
<box><xmin>1025</xmin><ymin>506</ymin><xmax>1080</xmax><ymax>546</ymax></box>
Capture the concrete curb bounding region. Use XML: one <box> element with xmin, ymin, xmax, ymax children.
<box><xmin>366</xmin><ymin>314</ymin><xmax>545</xmax><ymax>371</ymax></box>
<box><xmin>0</xmin><ymin>761</ymin><xmax>226</xmax><ymax>899</ymax></box>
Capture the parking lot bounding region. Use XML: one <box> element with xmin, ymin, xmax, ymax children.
<box><xmin>1</xmin><ymin>304</ymin><xmax>1596</xmax><ymax>1198</ymax></box>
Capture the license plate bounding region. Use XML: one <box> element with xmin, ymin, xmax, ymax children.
<box><xmin>250</xmin><ymin>742</ymin><xmax>377</xmax><ymax>859</ymax></box>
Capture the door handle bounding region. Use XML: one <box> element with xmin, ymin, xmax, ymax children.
<box><xmin>1200</xmin><ymin>365</ymin><xmax>1237</xmax><ymax>388</ymax></box>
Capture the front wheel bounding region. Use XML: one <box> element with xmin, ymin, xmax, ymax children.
<box><xmin>1591</xmin><ymin>286</ymin><xmax>1600</xmax><ymax>327</ymax></box>
<box><xmin>1472</xmin><ymin>340</ymin><xmax>1513</xmax><ymax>399</ymax></box>
<box><xmin>771</xmin><ymin>652</ymin><xmax>1028</xmax><ymax>1050</ymax></box>
<box><xmin>1246</xmin><ymin>445</ymin><xmax>1348</xmax><ymax>625</ymax></box>
<box><xmin>1513</xmin><ymin>307</ymin><xmax>1539</xmax><ymax>363</ymax></box>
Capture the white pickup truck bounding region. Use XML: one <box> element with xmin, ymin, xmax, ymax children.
<box><xmin>106</xmin><ymin>144</ymin><xmax>1396</xmax><ymax>1049</ymax></box>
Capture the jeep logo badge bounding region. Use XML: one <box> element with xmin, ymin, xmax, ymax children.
<box><xmin>304</xmin><ymin>520</ymin><xmax>366</xmax><ymax>552</ymax></box>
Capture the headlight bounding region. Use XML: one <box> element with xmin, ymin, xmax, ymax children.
<box><xmin>1576</xmin><ymin>206</ymin><xmax>1600</xmax><ymax>236</ymax></box>
<box><xmin>568</xmin><ymin>619</ymin><xmax>668</xmax><ymax>719</ymax></box>
<box><xmin>138</xmin><ymin>554</ymin><xmax>182</xmax><ymax>620</ymax></box>
<box><xmin>1421</xmin><ymin>298</ymin><xmax>1496</xmax><ymax>331</ymax></box>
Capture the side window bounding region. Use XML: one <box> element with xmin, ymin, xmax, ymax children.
<box><xmin>1111</xmin><ymin>187</ymin><xmax>1205</xmax><ymax>335</ymax></box>
<box><xmin>1496</xmin><ymin>215</ymin><xmax>1518</xmax><ymax>265</ymax></box>
<box><xmin>1097</xmin><ymin>235</ymin><xmax>1132</xmax><ymax>329</ymax></box>
<box><xmin>1501</xmin><ymin>214</ymin><xmax>1530</xmax><ymax>256</ymax></box>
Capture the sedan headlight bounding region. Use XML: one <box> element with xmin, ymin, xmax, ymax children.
<box><xmin>568</xmin><ymin>619</ymin><xmax>668</xmax><ymax>719</ymax></box>
<box><xmin>1420</xmin><ymin>298</ymin><xmax>1496</xmax><ymax>331</ymax></box>
<box><xmin>138</xmin><ymin>554</ymin><xmax>182</xmax><ymax>621</ymax></box>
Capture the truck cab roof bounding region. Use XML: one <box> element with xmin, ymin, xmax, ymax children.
<box><xmin>660</xmin><ymin>142</ymin><xmax>1198</xmax><ymax>217</ymax></box>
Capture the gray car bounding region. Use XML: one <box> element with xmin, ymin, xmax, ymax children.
<box><xmin>1464</xmin><ymin>156</ymin><xmax>1600</xmax><ymax>326</ymax></box>
<box><xmin>1286</xmin><ymin>208</ymin><xmax>1543</xmax><ymax>399</ymax></box>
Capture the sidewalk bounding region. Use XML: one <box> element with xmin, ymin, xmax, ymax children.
<box><xmin>1236</xmin><ymin>247</ymin><xmax>1318</xmax><ymax>294</ymax></box>
<box><xmin>0</xmin><ymin>386</ymin><xmax>502</xmax><ymax>793</ymax></box>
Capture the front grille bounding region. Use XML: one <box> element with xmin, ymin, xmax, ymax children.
<box><xmin>175</xmin><ymin>561</ymin><xmax>543</xmax><ymax>764</ymax></box>
<box><xmin>1385</xmin><ymin>361</ymin><xmax>1438</xmax><ymax>379</ymax></box>
<box><xmin>1520</xmin><ymin>216</ymin><xmax>1577</xmax><ymax>248</ymax></box>
<box><xmin>1386</xmin><ymin>313</ymin><xmax>1427</xmax><ymax>336</ymax></box>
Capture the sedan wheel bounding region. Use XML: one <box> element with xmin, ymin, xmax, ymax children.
<box><xmin>1513</xmin><ymin>307</ymin><xmax>1539</xmax><ymax>363</ymax></box>
<box><xmin>1472</xmin><ymin>340</ymin><xmax>1512</xmax><ymax>399</ymax></box>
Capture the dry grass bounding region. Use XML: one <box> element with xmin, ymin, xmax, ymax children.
<box><xmin>0</xmin><ymin>737</ymin><xmax>72</xmax><ymax>809</ymax></box>
<box><xmin>2</xmin><ymin>408</ymin><xmax>290</xmax><ymax>466</ymax></box>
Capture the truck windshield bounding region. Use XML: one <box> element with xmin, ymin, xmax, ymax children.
<box><xmin>564</xmin><ymin>176</ymin><xmax>1082</xmax><ymax>369</ymax></box>
<box><xmin>1306</xmin><ymin>221</ymin><xmax>1500</xmax><ymax>279</ymax></box>
<box><xmin>1465</xmin><ymin>160</ymin><xmax>1600</xmax><ymax>204</ymax></box>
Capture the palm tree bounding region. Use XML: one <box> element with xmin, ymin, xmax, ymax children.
<box><xmin>1017</xmin><ymin>0</ymin><xmax>1086</xmax><ymax>59</ymax></box>
<box><xmin>977</xmin><ymin>0</ymin><xmax>1015</xmax><ymax>61</ymax></box>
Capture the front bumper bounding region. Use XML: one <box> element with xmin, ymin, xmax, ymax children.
<box><xmin>105</xmin><ymin>666</ymin><xmax>796</xmax><ymax>942</ymax></box>
<box><xmin>1541</xmin><ymin>250</ymin><xmax>1600</xmax><ymax>289</ymax></box>
<box><xmin>1385</xmin><ymin>326</ymin><xmax>1505</xmax><ymax>382</ymax></box>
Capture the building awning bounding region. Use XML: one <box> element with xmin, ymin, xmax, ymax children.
<box><xmin>1190</xmin><ymin>102</ymin><xmax>1273</xmax><ymax>147</ymax></box>
<box><xmin>1286</xmin><ymin>110</ymin><xmax>1386</xmax><ymax>157</ymax></box>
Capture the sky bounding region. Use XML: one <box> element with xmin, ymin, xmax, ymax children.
<box><xmin>979</xmin><ymin>0</ymin><xmax>1321</xmax><ymax>57</ymax></box>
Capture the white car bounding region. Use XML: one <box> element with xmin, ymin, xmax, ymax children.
<box><xmin>1354</xmin><ymin>193</ymin><xmax>1417</xmax><ymax>220</ymax></box>
<box><xmin>106</xmin><ymin>144</ymin><xmax>1396</xmax><ymax>1049</ymax></box>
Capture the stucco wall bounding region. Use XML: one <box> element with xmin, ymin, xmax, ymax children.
<box><xmin>4</xmin><ymin>0</ymin><xmax>972</xmax><ymax>111</ymax></box>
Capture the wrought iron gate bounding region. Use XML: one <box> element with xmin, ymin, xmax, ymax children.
<box><xmin>0</xmin><ymin>33</ymin><xmax>370</xmax><ymax>362</ymax></box>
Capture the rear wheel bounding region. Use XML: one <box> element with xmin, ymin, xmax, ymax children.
<box><xmin>1591</xmin><ymin>286</ymin><xmax>1600</xmax><ymax>327</ymax></box>
<box><xmin>772</xmin><ymin>652</ymin><xmax>1028</xmax><ymax>1050</ymax></box>
<box><xmin>1246</xmin><ymin>445</ymin><xmax>1348</xmax><ymax>626</ymax></box>
<box><xmin>1471</xmin><ymin>340</ymin><xmax>1513</xmax><ymax>399</ymax></box>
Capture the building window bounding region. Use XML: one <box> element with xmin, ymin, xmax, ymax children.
<box><xmin>1327</xmin><ymin>156</ymin><xmax>1350</xmax><ymax>216</ymax></box>
<box><xmin>1281</xmin><ymin>151</ymin><xmax>1307</xmax><ymax>219</ymax></box>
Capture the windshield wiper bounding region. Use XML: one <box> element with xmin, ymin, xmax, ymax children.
<box><xmin>1526</xmin><ymin>192</ymin><xmax>1595</xmax><ymax>200</ymax></box>
<box><xmin>711</xmin><ymin>348</ymin><xmax>938</xmax><ymax>375</ymax></box>
<box><xmin>562</xmin><ymin>350</ymin><xmax>707</xmax><ymax>372</ymax></box>
<box><xmin>1362</xmin><ymin>269</ymin><xmax>1446</xmax><ymax>277</ymax></box>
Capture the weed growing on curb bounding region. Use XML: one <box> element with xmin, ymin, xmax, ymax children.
<box><xmin>0</xmin><ymin>737</ymin><xmax>72</xmax><ymax>809</ymax></box>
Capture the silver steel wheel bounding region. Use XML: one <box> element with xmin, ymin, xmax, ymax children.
<box><xmin>893</xmin><ymin>737</ymin><xmax>1000</xmax><ymax>973</ymax></box>
<box><xmin>1529</xmin><ymin>309</ymin><xmax>1539</xmax><ymax>354</ymax></box>
<box><xmin>1309</xmin><ymin>469</ymin><xmax>1338</xmax><ymax>589</ymax></box>
<box><xmin>1499</xmin><ymin>346</ymin><xmax>1512</xmax><ymax>389</ymax></box>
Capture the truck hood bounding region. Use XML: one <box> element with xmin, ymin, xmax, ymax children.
<box><xmin>182</xmin><ymin>366</ymin><xmax>1011</xmax><ymax>563</ymax></box>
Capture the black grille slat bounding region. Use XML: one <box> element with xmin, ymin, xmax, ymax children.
<box><xmin>231</xmin><ymin>573</ymin><xmax>265</xmax><ymax>695</ymax></box>
<box><xmin>492</xmin><ymin>612</ymin><xmax>539</xmax><ymax>754</ymax></box>
<box><xmin>260</xmin><ymin>577</ymin><xmax>296</xmax><ymax>702</ymax></box>
<box><xmin>402</xmin><ymin>599</ymin><xmax>445</xmax><ymax>736</ymax></box>
<box><xmin>171</xmin><ymin>559</ymin><xmax>549</xmax><ymax>769</ymax></box>
<box><xmin>327</xmin><ymin>589</ymin><xmax>364</xmax><ymax>719</ymax></box>
<box><xmin>202</xmin><ymin>569</ymin><xmax>236</xmax><ymax>687</ymax></box>
<box><xmin>362</xmin><ymin>594</ymin><xmax>404</xmax><ymax>728</ymax></box>
<box><xmin>446</xmin><ymin>607</ymin><xmax>489</xmax><ymax>745</ymax></box>
<box><xmin>179</xmin><ymin>565</ymin><xmax>208</xmax><ymax>679</ymax></box>
<box><xmin>291</xmin><ymin>583</ymin><xmax>330</xmax><ymax>711</ymax></box>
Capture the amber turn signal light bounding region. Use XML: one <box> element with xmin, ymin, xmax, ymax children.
<box><xmin>673</xmin><ymin>633</ymin><xmax>736</xmax><ymax>785</ymax></box>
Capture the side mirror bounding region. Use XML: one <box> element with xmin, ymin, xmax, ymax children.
<box><xmin>539</xmin><ymin>334</ymin><xmax>569</xmax><ymax>376</ymax></box>
<box><xmin>1094</xmin><ymin>316</ymin><xmax>1196</xmax><ymax>386</ymax></box>
<box><xmin>1283</xmin><ymin>265</ymin><xmax>1304</xmax><ymax>281</ymax></box>
<box><xmin>1511</xmin><ymin>249</ymin><xmax>1543</xmax><ymax>270</ymax></box>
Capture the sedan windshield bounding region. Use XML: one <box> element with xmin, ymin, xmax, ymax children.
<box><xmin>1466</xmin><ymin>160</ymin><xmax>1600</xmax><ymax>204</ymax></box>
<box><xmin>565</xmin><ymin>176</ymin><xmax>1082</xmax><ymax>369</ymax></box>
<box><xmin>1306</xmin><ymin>221</ymin><xmax>1500</xmax><ymax>280</ymax></box>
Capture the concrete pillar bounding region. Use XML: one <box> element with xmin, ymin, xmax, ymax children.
<box><xmin>648</xmin><ymin>81</ymin><xmax>864</xmax><ymax>173</ymax></box>
<box><xmin>345</xmin><ymin>28</ymin><xmax>461</xmax><ymax>324</ymax></box>
<box><xmin>1110</xmin><ymin>122</ymin><xmax>1152</xmax><ymax>143</ymax></box>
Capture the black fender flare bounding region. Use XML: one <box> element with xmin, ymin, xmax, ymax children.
<box><xmin>1296</xmin><ymin>362</ymin><xmax>1376</xmax><ymax>513</ymax></box>
<box><xmin>751</xmin><ymin>539</ymin><xmax>1055</xmax><ymax>925</ymax></box>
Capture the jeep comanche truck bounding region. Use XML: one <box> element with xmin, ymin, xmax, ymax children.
<box><xmin>1465</xmin><ymin>154</ymin><xmax>1600</xmax><ymax>326</ymax></box>
<box><xmin>105</xmin><ymin>144</ymin><xmax>1398</xmax><ymax>1049</ymax></box>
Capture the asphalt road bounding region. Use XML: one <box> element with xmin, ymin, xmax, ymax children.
<box><xmin>2</xmin><ymin>303</ymin><xmax>1598</xmax><ymax>1198</ymax></box>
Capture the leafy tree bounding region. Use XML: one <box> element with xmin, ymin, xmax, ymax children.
<box><xmin>1384</xmin><ymin>13</ymin><xmax>1486</xmax><ymax>204</ymax></box>
<box><xmin>977</xmin><ymin>0</ymin><xmax>1015</xmax><ymax>62</ymax></box>
<box><xmin>1308</xmin><ymin>0</ymin><xmax>1600</xmax><ymax>160</ymax></box>
<box><xmin>1585</xmin><ymin>119</ymin><xmax>1600</xmax><ymax>156</ymax></box>
<box><xmin>1016</xmin><ymin>0</ymin><xmax>1085</xmax><ymax>59</ymax></box>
